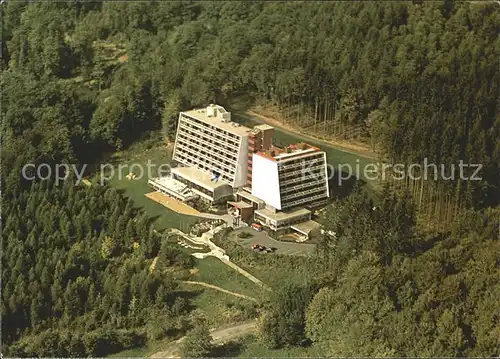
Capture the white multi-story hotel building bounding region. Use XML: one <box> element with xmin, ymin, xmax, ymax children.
<box><xmin>252</xmin><ymin>143</ymin><xmax>329</xmax><ymax>210</ymax></box>
<box><xmin>148</xmin><ymin>104</ymin><xmax>328</xmax><ymax>236</ymax></box>
<box><xmin>169</xmin><ymin>104</ymin><xmax>250</xmax><ymax>203</ymax></box>
<box><xmin>250</xmin><ymin>143</ymin><xmax>329</xmax><ymax>229</ymax></box>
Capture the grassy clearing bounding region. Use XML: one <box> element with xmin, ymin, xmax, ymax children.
<box><xmin>178</xmin><ymin>283</ymin><xmax>258</xmax><ymax>328</ymax></box>
<box><xmin>238</xmin><ymin>261</ymin><xmax>310</xmax><ymax>288</ymax></box>
<box><xmin>214</xmin><ymin>232</ymin><xmax>316</xmax><ymax>288</ymax></box>
<box><xmin>103</xmin><ymin>137</ymin><xmax>291</xmax><ymax>358</ymax></box>
<box><xmin>93</xmin><ymin>39</ymin><xmax>127</xmax><ymax>64</ymax></box>
<box><xmin>104</xmin><ymin>138</ymin><xmax>196</xmax><ymax>231</ymax></box>
<box><xmin>192</xmin><ymin>257</ymin><xmax>262</xmax><ymax>299</ymax></box>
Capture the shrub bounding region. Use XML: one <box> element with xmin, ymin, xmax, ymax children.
<box><xmin>237</xmin><ymin>231</ymin><xmax>253</xmax><ymax>239</ymax></box>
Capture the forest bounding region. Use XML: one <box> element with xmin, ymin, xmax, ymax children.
<box><xmin>254</xmin><ymin>185</ymin><xmax>499</xmax><ymax>357</ymax></box>
<box><xmin>2</xmin><ymin>179</ymin><xmax>197</xmax><ymax>356</ymax></box>
<box><xmin>258</xmin><ymin>189</ymin><xmax>499</xmax><ymax>357</ymax></box>
<box><xmin>1</xmin><ymin>1</ymin><xmax>499</xmax><ymax>357</ymax></box>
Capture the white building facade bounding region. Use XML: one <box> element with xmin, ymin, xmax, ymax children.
<box><xmin>251</xmin><ymin>144</ymin><xmax>329</xmax><ymax>211</ymax></box>
<box><xmin>173</xmin><ymin>104</ymin><xmax>250</xmax><ymax>189</ymax></box>
<box><xmin>148</xmin><ymin>104</ymin><xmax>330</xmax><ymax>234</ymax></box>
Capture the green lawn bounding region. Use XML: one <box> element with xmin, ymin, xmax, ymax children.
<box><xmin>241</xmin><ymin>261</ymin><xmax>313</xmax><ymax>289</ymax></box>
<box><xmin>213</xmin><ymin>235</ymin><xmax>316</xmax><ymax>288</ymax></box>
<box><xmin>193</xmin><ymin>257</ymin><xmax>263</xmax><ymax>299</ymax></box>
<box><xmin>108</xmin><ymin>258</ymin><xmax>261</xmax><ymax>358</ymax></box>
<box><xmin>179</xmin><ymin>283</ymin><xmax>258</xmax><ymax>328</ymax></box>
<box><xmin>103</xmin><ymin>138</ymin><xmax>197</xmax><ymax>231</ymax></box>
<box><xmin>103</xmin><ymin>138</ymin><xmax>301</xmax><ymax>358</ymax></box>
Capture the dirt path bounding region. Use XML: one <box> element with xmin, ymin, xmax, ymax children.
<box><xmin>150</xmin><ymin>320</ymin><xmax>257</xmax><ymax>358</ymax></box>
<box><xmin>180</xmin><ymin>280</ymin><xmax>258</xmax><ymax>302</ymax></box>
<box><xmin>220</xmin><ymin>258</ymin><xmax>269</xmax><ymax>289</ymax></box>
<box><xmin>169</xmin><ymin>227</ymin><xmax>270</xmax><ymax>290</ymax></box>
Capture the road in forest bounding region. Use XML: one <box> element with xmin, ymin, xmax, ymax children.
<box><xmin>150</xmin><ymin>320</ymin><xmax>258</xmax><ymax>358</ymax></box>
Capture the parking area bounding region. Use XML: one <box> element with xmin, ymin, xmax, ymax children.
<box><xmin>228</xmin><ymin>227</ymin><xmax>316</xmax><ymax>257</ymax></box>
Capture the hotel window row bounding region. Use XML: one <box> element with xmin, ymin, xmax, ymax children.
<box><xmin>179</xmin><ymin>114</ymin><xmax>240</xmax><ymax>145</ymax></box>
<box><xmin>176</xmin><ymin>130</ymin><xmax>238</xmax><ymax>162</ymax></box>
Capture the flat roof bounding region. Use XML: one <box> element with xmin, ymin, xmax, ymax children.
<box><xmin>149</xmin><ymin>177</ymin><xmax>197</xmax><ymax>198</ymax></box>
<box><xmin>256</xmin><ymin>143</ymin><xmax>322</xmax><ymax>162</ymax></box>
<box><xmin>255</xmin><ymin>207</ymin><xmax>311</xmax><ymax>222</ymax></box>
<box><xmin>171</xmin><ymin>167</ymin><xmax>231</xmax><ymax>191</ymax></box>
<box><xmin>274</xmin><ymin>148</ymin><xmax>318</xmax><ymax>160</ymax></box>
<box><xmin>254</xmin><ymin>124</ymin><xmax>274</xmax><ymax>131</ymax></box>
<box><xmin>237</xmin><ymin>189</ymin><xmax>265</xmax><ymax>204</ymax></box>
<box><xmin>228</xmin><ymin>201</ymin><xmax>253</xmax><ymax>209</ymax></box>
<box><xmin>182</xmin><ymin>105</ymin><xmax>251</xmax><ymax>136</ymax></box>
<box><xmin>291</xmin><ymin>220</ymin><xmax>321</xmax><ymax>235</ymax></box>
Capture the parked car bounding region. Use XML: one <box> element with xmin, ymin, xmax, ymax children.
<box><xmin>251</xmin><ymin>223</ymin><xmax>263</xmax><ymax>231</ymax></box>
<box><xmin>250</xmin><ymin>243</ymin><xmax>270</xmax><ymax>252</ymax></box>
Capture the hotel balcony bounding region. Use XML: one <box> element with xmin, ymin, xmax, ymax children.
<box><xmin>279</xmin><ymin>172</ymin><xmax>326</xmax><ymax>186</ymax></box>
<box><xmin>278</xmin><ymin>164</ymin><xmax>326</xmax><ymax>180</ymax></box>
<box><xmin>278</xmin><ymin>158</ymin><xmax>324</xmax><ymax>171</ymax></box>
<box><xmin>178</xmin><ymin>125</ymin><xmax>239</xmax><ymax>158</ymax></box>
<box><xmin>280</xmin><ymin>179</ymin><xmax>326</xmax><ymax>194</ymax></box>
<box><xmin>180</xmin><ymin>116</ymin><xmax>240</xmax><ymax>146</ymax></box>
<box><xmin>282</xmin><ymin>192</ymin><xmax>327</xmax><ymax>209</ymax></box>
<box><xmin>175</xmin><ymin>142</ymin><xmax>236</xmax><ymax>173</ymax></box>
<box><xmin>175</xmin><ymin>146</ymin><xmax>235</xmax><ymax>180</ymax></box>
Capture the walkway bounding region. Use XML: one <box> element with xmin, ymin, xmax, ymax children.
<box><xmin>85</xmin><ymin>175</ymin><xmax>266</xmax><ymax>286</ymax></box>
<box><xmin>150</xmin><ymin>320</ymin><xmax>257</xmax><ymax>358</ymax></box>
<box><xmin>220</xmin><ymin>258</ymin><xmax>267</xmax><ymax>288</ymax></box>
<box><xmin>180</xmin><ymin>281</ymin><xmax>258</xmax><ymax>302</ymax></box>
<box><xmin>168</xmin><ymin>227</ymin><xmax>269</xmax><ymax>289</ymax></box>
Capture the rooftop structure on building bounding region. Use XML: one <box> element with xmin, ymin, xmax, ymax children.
<box><xmin>148</xmin><ymin>176</ymin><xmax>198</xmax><ymax>203</ymax></box>
<box><xmin>257</xmin><ymin>142</ymin><xmax>322</xmax><ymax>161</ymax></box>
<box><xmin>247</xmin><ymin>123</ymin><xmax>274</xmax><ymax>190</ymax></box>
<box><xmin>181</xmin><ymin>105</ymin><xmax>251</xmax><ymax>137</ymax></box>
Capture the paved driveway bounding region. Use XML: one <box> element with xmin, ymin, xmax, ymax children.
<box><xmin>228</xmin><ymin>228</ymin><xmax>316</xmax><ymax>257</ymax></box>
